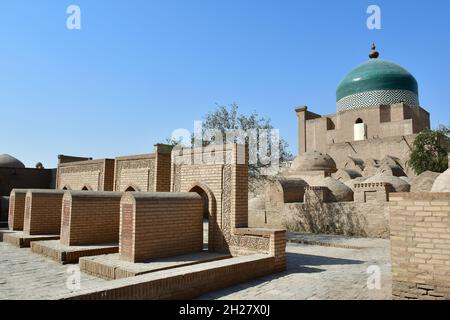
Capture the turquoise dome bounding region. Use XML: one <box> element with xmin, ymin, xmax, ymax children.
<box><xmin>336</xmin><ymin>59</ymin><xmax>419</xmax><ymax>112</ymax></box>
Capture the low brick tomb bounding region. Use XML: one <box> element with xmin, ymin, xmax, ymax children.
<box><xmin>80</xmin><ymin>192</ymin><xmax>228</xmax><ymax>279</ymax></box>
<box><xmin>8</xmin><ymin>189</ymin><xmax>28</xmax><ymax>231</ymax></box>
<box><xmin>31</xmin><ymin>191</ymin><xmax>123</xmax><ymax>264</ymax></box>
<box><xmin>4</xmin><ymin>190</ymin><xmax>64</xmax><ymax>247</ymax></box>
<box><xmin>121</xmin><ymin>192</ymin><xmax>204</xmax><ymax>262</ymax></box>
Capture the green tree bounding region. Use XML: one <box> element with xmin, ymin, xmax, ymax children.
<box><xmin>409</xmin><ymin>125</ymin><xmax>450</xmax><ymax>175</ymax></box>
<box><xmin>200</xmin><ymin>103</ymin><xmax>293</xmax><ymax>177</ymax></box>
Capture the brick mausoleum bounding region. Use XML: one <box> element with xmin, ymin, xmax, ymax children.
<box><xmin>249</xmin><ymin>45</ymin><xmax>449</xmax><ymax>241</ymax></box>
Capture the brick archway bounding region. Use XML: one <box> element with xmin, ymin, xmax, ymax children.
<box><xmin>188</xmin><ymin>182</ymin><xmax>217</xmax><ymax>252</ymax></box>
<box><xmin>125</xmin><ymin>184</ymin><xmax>140</xmax><ymax>192</ymax></box>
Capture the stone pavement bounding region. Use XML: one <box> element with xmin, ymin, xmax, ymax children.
<box><xmin>0</xmin><ymin>231</ymin><xmax>392</xmax><ymax>300</ymax></box>
<box><xmin>199</xmin><ymin>236</ymin><xmax>392</xmax><ymax>300</ymax></box>
<box><xmin>0</xmin><ymin>242</ymin><xmax>107</xmax><ymax>300</ymax></box>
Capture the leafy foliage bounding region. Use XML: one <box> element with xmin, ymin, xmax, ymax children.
<box><xmin>409</xmin><ymin>125</ymin><xmax>450</xmax><ymax>175</ymax></box>
<box><xmin>199</xmin><ymin>103</ymin><xmax>293</xmax><ymax>177</ymax></box>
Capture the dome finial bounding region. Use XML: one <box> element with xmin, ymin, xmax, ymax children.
<box><xmin>369</xmin><ymin>43</ymin><xmax>379</xmax><ymax>59</ymax></box>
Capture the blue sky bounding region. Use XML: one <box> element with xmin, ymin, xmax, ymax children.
<box><xmin>0</xmin><ymin>0</ymin><xmax>449</xmax><ymax>168</ymax></box>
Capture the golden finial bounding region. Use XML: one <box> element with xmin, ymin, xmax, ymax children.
<box><xmin>369</xmin><ymin>43</ymin><xmax>379</xmax><ymax>59</ymax></box>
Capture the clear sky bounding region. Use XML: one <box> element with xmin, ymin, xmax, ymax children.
<box><xmin>0</xmin><ymin>0</ymin><xmax>449</xmax><ymax>168</ymax></box>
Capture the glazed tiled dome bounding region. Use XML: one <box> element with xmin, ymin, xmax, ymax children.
<box><xmin>336</xmin><ymin>46</ymin><xmax>419</xmax><ymax>112</ymax></box>
<box><xmin>0</xmin><ymin>154</ymin><xmax>25</xmax><ymax>169</ymax></box>
<box><xmin>291</xmin><ymin>151</ymin><xmax>337</xmax><ymax>174</ymax></box>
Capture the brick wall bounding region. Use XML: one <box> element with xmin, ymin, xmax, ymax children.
<box><xmin>114</xmin><ymin>147</ymin><xmax>172</xmax><ymax>193</ymax></box>
<box><xmin>354</xmin><ymin>183</ymin><xmax>393</xmax><ymax>203</ymax></box>
<box><xmin>61</xmin><ymin>191</ymin><xmax>123</xmax><ymax>246</ymax></box>
<box><xmin>8</xmin><ymin>189</ymin><xmax>28</xmax><ymax>231</ymax></box>
<box><xmin>57</xmin><ymin>159</ymin><xmax>114</xmax><ymax>191</ymax></box>
<box><xmin>251</xmin><ymin>200</ymin><xmax>389</xmax><ymax>238</ymax></box>
<box><xmin>0</xmin><ymin>196</ymin><xmax>8</xmax><ymax>222</ymax></box>
<box><xmin>172</xmin><ymin>144</ymin><xmax>286</xmax><ymax>269</ymax></box>
<box><xmin>390</xmin><ymin>192</ymin><xmax>450</xmax><ymax>299</ymax></box>
<box><xmin>63</xmin><ymin>254</ymin><xmax>280</xmax><ymax>300</ymax></box>
<box><xmin>23</xmin><ymin>190</ymin><xmax>65</xmax><ymax>235</ymax></box>
<box><xmin>114</xmin><ymin>154</ymin><xmax>156</xmax><ymax>192</ymax></box>
<box><xmin>155</xmin><ymin>151</ymin><xmax>172</xmax><ymax>192</ymax></box>
<box><xmin>0</xmin><ymin>167</ymin><xmax>55</xmax><ymax>197</ymax></box>
<box><xmin>119</xmin><ymin>192</ymin><xmax>203</xmax><ymax>262</ymax></box>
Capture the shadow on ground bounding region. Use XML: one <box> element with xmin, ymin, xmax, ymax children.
<box><xmin>198</xmin><ymin>250</ymin><xmax>365</xmax><ymax>299</ymax></box>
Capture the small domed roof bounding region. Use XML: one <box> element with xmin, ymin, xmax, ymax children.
<box><xmin>0</xmin><ymin>154</ymin><xmax>25</xmax><ymax>169</ymax></box>
<box><xmin>344</xmin><ymin>177</ymin><xmax>367</xmax><ymax>191</ymax></box>
<box><xmin>336</xmin><ymin>47</ymin><xmax>419</xmax><ymax>112</ymax></box>
<box><xmin>318</xmin><ymin>177</ymin><xmax>354</xmax><ymax>202</ymax></box>
<box><xmin>410</xmin><ymin>171</ymin><xmax>440</xmax><ymax>193</ymax></box>
<box><xmin>291</xmin><ymin>151</ymin><xmax>337</xmax><ymax>173</ymax></box>
<box><xmin>431</xmin><ymin>169</ymin><xmax>450</xmax><ymax>192</ymax></box>
<box><xmin>365</xmin><ymin>174</ymin><xmax>411</xmax><ymax>192</ymax></box>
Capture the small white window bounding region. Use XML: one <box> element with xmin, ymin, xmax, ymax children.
<box><xmin>354</xmin><ymin>119</ymin><xmax>366</xmax><ymax>141</ymax></box>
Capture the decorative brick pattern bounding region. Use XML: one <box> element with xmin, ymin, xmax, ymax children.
<box><xmin>60</xmin><ymin>191</ymin><xmax>123</xmax><ymax>246</ymax></box>
<box><xmin>8</xmin><ymin>189</ymin><xmax>28</xmax><ymax>231</ymax></box>
<box><xmin>23</xmin><ymin>190</ymin><xmax>65</xmax><ymax>236</ymax></box>
<box><xmin>114</xmin><ymin>146</ymin><xmax>171</xmax><ymax>193</ymax></box>
<box><xmin>57</xmin><ymin>159</ymin><xmax>114</xmax><ymax>191</ymax></box>
<box><xmin>389</xmin><ymin>192</ymin><xmax>450</xmax><ymax>300</ymax></box>
<box><xmin>171</xmin><ymin>144</ymin><xmax>287</xmax><ymax>267</ymax></box>
<box><xmin>354</xmin><ymin>182</ymin><xmax>393</xmax><ymax>203</ymax></box>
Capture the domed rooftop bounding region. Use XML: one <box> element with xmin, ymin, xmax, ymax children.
<box><xmin>336</xmin><ymin>45</ymin><xmax>419</xmax><ymax>112</ymax></box>
<box><xmin>365</xmin><ymin>174</ymin><xmax>411</xmax><ymax>192</ymax></box>
<box><xmin>318</xmin><ymin>177</ymin><xmax>354</xmax><ymax>202</ymax></box>
<box><xmin>431</xmin><ymin>169</ymin><xmax>450</xmax><ymax>192</ymax></box>
<box><xmin>291</xmin><ymin>150</ymin><xmax>337</xmax><ymax>174</ymax></box>
<box><xmin>0</xmin><ymin>154</ymin><xmax>25</xmax><ymax>169</ymax></box>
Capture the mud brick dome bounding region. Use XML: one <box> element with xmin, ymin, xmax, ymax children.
<box><xmin>336</xmin><ymin>45</ymin><xmax>419</xmax><ymax>112</ymax></box>
<box><xmin>0</xmin><ymin>154</ymin><xmax>25</xmax><ymax>169</ymax></box>
<box><xmin>291</xmin><ymin>150</ymin><xmax>337</xmax><ymax>174</ymax></box>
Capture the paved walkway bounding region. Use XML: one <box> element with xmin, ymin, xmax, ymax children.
<box><xmin>0</xmin><ymin>242</ymin><xmax>107</xmax><ymax>300</ymax></box>
<box><xmin>0</xmin><ymin>233</ymin><xmax>392</xmax><ymax>300</ymax></box>
<box><xmin>200</xmin><ymin>236</ymin><xmax>392</xmax><ymax>300</ymax></box>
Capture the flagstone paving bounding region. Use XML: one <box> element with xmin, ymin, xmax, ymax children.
<box><xmin>199</xmin><ymin>237</ymin><xmax>392</xmax><ymax>300</ymax></box>
<box><xmin>0</xmin><ymin>232</ymin><xmax>392</xmax><ymax>300</ymax></box>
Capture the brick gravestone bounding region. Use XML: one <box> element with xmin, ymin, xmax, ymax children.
<box><xmin>8</xmin><ymin>189</ymin><xmax>28</xmax><ymax>231</ymax></box>
<box><xmin>4</xmin><ymin>190</ymin><xmax>65</xmax><ymax>247</ymax></box>
<box><xmin>31</xmin><ymin>191</ymin><xmax>123</xmax><ymax>264</ymax></box>
<box><xmin>120</xmin><ymin>192</ymin><xmax>203</xmax><ymax>262</ymax></box>
<box><xmin>23</xmin><ymin>190</ymin><xmax>65</xmax><ymax>235</ymax></box>
<box><xmin>78</xmin><ymin>192</ymin><xmax>228</xmax><ymax>280</ymax></box>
